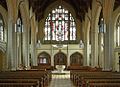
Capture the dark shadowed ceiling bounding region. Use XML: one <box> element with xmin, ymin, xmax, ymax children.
<box><xmin>28</xmin><ymin>0</ymin><xmax>120</xmax><ymax>21</ymax></box>
<box><xmin>29</xmin><ymin>0</ymin><xmax>92</xmax><ymax>21</ymax></box>
<box><xmin>0</xmin><ymin>0</ymin><xmax>7</xmax><ymax>10</ymax></box>
<box><xmin>0</xmin><ymin>0</ymin><xmax>120</xmax><ymax>22</ymax></box>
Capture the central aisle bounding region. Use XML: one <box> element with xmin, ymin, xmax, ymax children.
<box><xmin>49</xmin><ymin>72</ymin><xmax>75</xmax><ymax>87</ymax></box>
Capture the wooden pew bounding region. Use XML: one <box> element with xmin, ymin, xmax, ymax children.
<box><xmin>70</xmin><ymin>71</ymin><xmax>112</xmax><ymax>86</ymax></box>
<box><xmin>81</xmin><ymin>77</ymin><xmax>120</xmax><ymax>87</ymax></box>
<box><xmin>70</xmin><ymin>71</ymin><xmax>120</xmax><ymax>87</ymax></box>
<box><xmin>0</xmin><ymin>83</ymin><xmax>37</xmax><ymax>87</ymax></box>
<box><xmin>0</xmin><ymin>79</ymin><xmax>39</xmax><ymax>87</ymax></box>
<box><xmin>88</xmin><ymin>83</ymin><xmax>120</xmax><ymax>87</ymax></box>
<box><xmin>0</xmin><ymin>70</ymin><xmax>51</xmax><ymax>87</ymax></box>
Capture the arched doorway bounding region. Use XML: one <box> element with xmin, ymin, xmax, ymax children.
<box><xmin>70</xmin><ymin>52</ymin><xmax>83</xmax><ymax>66</ymax></box>
<box><xmin>32</xmin><ymin>52</ymin><xmax>52</xmax><ymax>70</ymax></box>
<box><xmin>54</xmin><ymin>52</ymin><xmax>67</xmax><ymax>67</ymax></box>
<box><xmin>38</xmin><ymin>52</ymin><xmax>51</xmax><ymax>65</ymax></box>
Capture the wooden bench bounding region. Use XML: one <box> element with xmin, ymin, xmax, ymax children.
<box><xmin>88</xmin><ymin>83</ymin><xmax>120</xmax><ymax>87</ymax></box>
<box><xmin>0</xmin><ymin>70</ymin><xmax>51</xmax><ymax>87</ymax></box>
<box><xmin>0</xmin><ymin>79</ymin><xmax>39</xmax><ymax>87</ymax></box>
<box><xmin>81</xmin><ymin>77</ymin><xmax>120</xmax><ymax>87</ymax></box>
<box><xmin>0</xmin><ymin>83</ymin><xmax>37</xmax><ymax>87</ymax></box>
<box><xmin>70</xmin><ymin>71</ymin><xmax>120</xmax><ymax>87</ymax></box>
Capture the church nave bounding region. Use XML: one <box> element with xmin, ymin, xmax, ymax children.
<box><xmin>49</xmin><ymin>74</ymin><xmax>75</xmax><ymax>87</ymax></box>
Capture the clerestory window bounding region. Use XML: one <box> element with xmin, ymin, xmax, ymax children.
<box><xmin>0</xmin><ymin>15</ymin><xmax>4</xmax><ymax>41</ymax></box>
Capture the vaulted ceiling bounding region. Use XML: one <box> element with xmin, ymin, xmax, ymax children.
<box><xmin>29</xmin><ymin>0</ymin><xmax>92</xmax><ymax>21</ymax></box>
<box><xmin>0</xmin><ymin>0</ymin><xmax>7</xmax><ymax>10</ymax></box>
<box><xmin>0</xmin><ymin>0</ymin><xmax>120</xmax><ymax>22</ymax></box>
<box><xmin>28</xmin><ymin>0</ymin><xmax>120</xmax><ymax>22</ymax></box>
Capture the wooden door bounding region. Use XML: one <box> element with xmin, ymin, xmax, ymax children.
<box><xmin>54</xmin><ymin>52</ymin><xmax>67</xmax><ymax>66</ymax></box>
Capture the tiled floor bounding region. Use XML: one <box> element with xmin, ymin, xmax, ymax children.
<box><xmin>49</xmin><ymin>73</ymin><xmax>75</xmax><ymax>87</ymax></box>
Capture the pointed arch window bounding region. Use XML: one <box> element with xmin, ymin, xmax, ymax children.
<box><xmin>116</xmin><ymin>15</ymin><xmax>120</xmax><ymax>47</ymax></box>
<box><xmin>44</xmin><ymin>6</ymin><xmax>76</xmax><ymax>42</ymax></box>
<box><xmin>0</xmin><ymin>15</ymin><xmax>4</xmax><ymax>41</ymax></box>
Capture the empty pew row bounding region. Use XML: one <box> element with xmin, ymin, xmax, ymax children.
<box><xmin>70</xmin><ymin>71</ymin><xmax>120</xmax><ymax>87</ymax></box>
<box><xmin>0</xmin><ymin>79</ymin><xmax>39</xmax><ymax>87</ymax></box>
<box><xmin>0</xmin><ymin>82</ymin><xmax>38</xmax><ymax>87</ymax></box>
<box><xmin>88</xmin><ymin>83</ymin><xmax>120</xmax><ymax>87</ymax></box>
<box><xmin>83</xmin><ymin>79</ymin><xmax>120</xmax><ymax>87</ymax></box>
<box><xmin>70</xmin><ymin>71</ymin><xmax>112</xmax><ymax>85</ymax></box>
<box><xmin>0</xmin><ymin>70</ymin><xmax>52</xmax><ymax>87</ymax></box>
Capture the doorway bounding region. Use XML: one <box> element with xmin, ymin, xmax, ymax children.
<box><xmin>54</xmin><ymin>52</ymin><xmax>67</xmax><ymax>68</ymax></box>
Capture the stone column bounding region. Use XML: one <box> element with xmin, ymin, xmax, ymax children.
<box><xmin>103</xmin><ymin>22</ymin><xmax>110</xmax><ymax>70</ymax></box>
<box><xmin>31</xmin><ymin>15</ymin><xmax>37</xmax><ymax>66</ymax></box>
<box><xmin>6</xmin><ymin>0</ymin><xmax>19</xmax><ymax>70</ymax></box>
<box><xmin>91</xmin><ymin>23</ymin><xmax>99</xmax><ymax>67</ymax></box>
<box><xmin>98</xmin><ymin>33</ymin><xmax>104</xmax><ymax>68</ymax></box>
<box><xmin>103</xmin><ymin>0</ymin><xmax>115</xmax><ymax>70</ymax></box>
<box><xmin>19</xmin><ymin>1</ymin><xmax>30</xmax><ymax>68</ymax></box>
<box><xmin>22</xmin><ymin>24</ymin><xmax>30</xmax><ymax>68</ymax></box>
<box><xmin>103</xmin><ymin>21</ymin><xmax>113</xmax><ymax>70</ymax></box>
<box><xmin>51</xmin><ymin>46</ymin><xmax>54</xmax><ymax>66</ymax></box>
<box><xmin>16</xmin><ymin>31</ymin><xmax>22</xmax><ymax>68</ymax></box>
<box><xmin>84</xmin><ymin>40</ymin><xmax>90</xmax><ymax>66</ymax></box>
<box><xmin>90</xmin><ymin>0</ymin><xmax>102</xmax><ymax>67</ymax></box>
<box><xmin>7</xmin><ymin>19</ymin><xmax>17</xmax><ymax>70</ymax></box>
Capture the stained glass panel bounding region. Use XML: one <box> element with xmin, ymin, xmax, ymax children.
<box><xmin>44</xmin><ymin>5</ymin><xmax>76</xmax><ymax>41</ymax></box>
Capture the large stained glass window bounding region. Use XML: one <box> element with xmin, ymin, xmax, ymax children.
<box><xmin>44</xmin><ymin>6</ymin><xmax>76</xmax><ymax>41</ymax></box>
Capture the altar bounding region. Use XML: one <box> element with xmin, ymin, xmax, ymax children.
<box><xmin>52</xmin><ymin>65</ymin><xmax>70</xmax><ymax>74</ymax></box>
<box><xmin>56</xmin><ymin>65</ymin><xmax>65</xmax><ymax>72</ymax></box>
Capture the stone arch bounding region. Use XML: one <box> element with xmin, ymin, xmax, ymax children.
<box><xmin>0</xmin><ymin>5</ymin><xmax>8</xmax><ymax>42</ymax></box>
<box><xmin>112</xmin><ymin>7</ymin><xmax>120</xmax><ymax>47</ymax></box>
<box><xmin>39</xmin><ymin>0</ymin><xmax>78</xmax><ymax>41</ymax></box>
<box><xmin>54</xmin><ymin>51</ymin><xmax>67</xmax><ymax>67</ymax></box>
<box><xmin>70</xmin><ymin>52</ymin><xmax>83</xmax><ymax>66</ymax></box>
<box><xmin>19</xmin><ymin>1</ymin><xmax>30</xmax><ymax>31</ymax></box>
<box><xmin>0</xmin><ymin>5</ymin><xmax>8</xmax><ymax>30</ymax></box>
<box><xmin>112</xmin><ymin>7</ymin><xmax>120</xmax><ymax>71</ymax></box>
<box><xmin>38</xmin><ymin>51</ymin><xmax>51</xmax><ymax>65</ymax></box>
<box><xmin>44</xmin><ymin>0</ymin><xmax>76</xmax><ymax>19</ymax></box>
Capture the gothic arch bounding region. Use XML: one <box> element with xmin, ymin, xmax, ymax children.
<box><xmin>18</xmin><ymin>0</ymin><xmax>30</xmax><ymax>32</ymax></box>
<box><xmin>0</xmin><ymin>5</ymin><xmax>8</xmax><ymax>42</ymax></box>
<box><xmin>38</xmin><ymin>52</ymin><xmax>51</xmax><ymax>65</ymax></box>
<box><xmin>0</xmin><ymin>5</ymin><xmax>8</xmax><ymax>29</ymax></box>
<box><xmin>113</xmin><ymin>7</ymin><xmax>120</xmax><ymax>47</ymax></box>
<box><xmin>70</xmin><ymin>52</ymin><xmax>83</xmax><ymax>66</ymax></box>
<box><xmin>44</xmin><ymin>0</ymin><xmax>76</xmax><ymax>19</ymax></box>
<box><xmin>39</xmin><ymin>1</ymin><xmax>77</xmax><ymax>41</ymax></box>
<box><xmin>54</xmin><ymin>51</ymin><xmax>67</xmax><ymax>66</ymax></box>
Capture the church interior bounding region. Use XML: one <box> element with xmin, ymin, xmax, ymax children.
<box><xmin>0</xmin><ymin>0</ymin><xmax>120</xmax><ymax>87</ymax></box>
